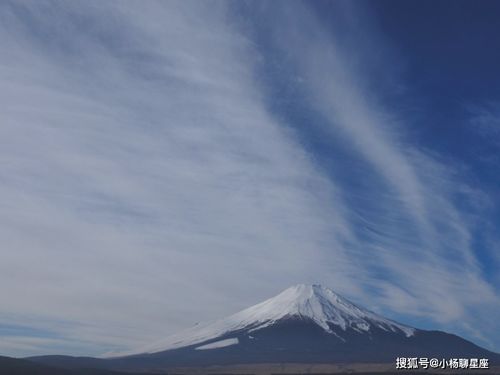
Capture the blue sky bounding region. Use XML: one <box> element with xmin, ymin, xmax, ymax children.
<box><xmin>0</xmin><ymin>0</ymin><xmax>499</xmax><ymax>357</ymax></box>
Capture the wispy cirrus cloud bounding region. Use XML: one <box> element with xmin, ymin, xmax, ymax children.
<box><xmin>244</xmin><ymin>0</ymin><xmax>499</xmax><ymax>348</ymax></box>
<box><xmin>0</xmin><ymin>0</ymin><xmax>353</xmax><ymax>356</ymax></box>
<box><xmin>0</xmin><ymin>0</ymin><xmax>498</xmax><ymax>356</ymax></box>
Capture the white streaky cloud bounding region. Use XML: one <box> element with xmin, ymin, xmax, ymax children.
<box><xmin>0</xmin><ymin>0</ymin><xmax>498</xmax><ymax>356</ymax></box>
<box><xmin>469</xmin><ymin>103</ymin><xmax>500</xmax><ymax>141</ymax></box>
<box><xmin>0</xmin><ymin>1</ymin><xmax>355</xmax><ymax>356</ymax></box>
<box><xmin>251</xmin><ymin>1</ymin><xmax>499</xmax><ymax>348</ymax></box>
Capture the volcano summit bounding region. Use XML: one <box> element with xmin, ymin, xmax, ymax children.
<box><xmin>29</xmin><ymin>284</ymin><xmax>500</xmax><ymax>372</ymax></box>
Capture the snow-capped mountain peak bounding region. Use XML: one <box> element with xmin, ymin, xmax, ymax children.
<box><xmin>234</xmin><ymin>284</ymin><xmax>414</xmax><ymax>336</ymax></box>
<box><xmin>114</xmin><ymin>284</ymin><xmax>414</xmax><ymax>356</ymax></box>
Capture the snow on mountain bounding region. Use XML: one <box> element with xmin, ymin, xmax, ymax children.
<box><xmin>195</xmin><ymin>338</ymin><xmax>239</xmax><ymax>350</ymax></box>
<box><xmin>114</xmin><ymin>284</ymin><xmax>414</xmax><ymax>357</ymax></box>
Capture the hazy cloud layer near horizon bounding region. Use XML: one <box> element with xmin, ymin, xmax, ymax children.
<box><xmin>0</xmin><ymin>1</ymin><xmax>499</xmax><ymax>356</ymax></box>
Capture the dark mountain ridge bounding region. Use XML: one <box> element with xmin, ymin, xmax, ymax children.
<box><xmin>26</xmin><ymin>284</ymin><xmax>500</xmax><ymax>372</ymax></box>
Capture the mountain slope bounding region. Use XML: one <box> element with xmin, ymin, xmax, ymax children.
<box><xmin>29</xmin><ymin>284</ymin><xmax>500</xmax><ymax>371</ymax></box>
<box><xmin>119</xmin><ymin>284</ymin><xmax>414</xmax><ymax>356</ymax></box>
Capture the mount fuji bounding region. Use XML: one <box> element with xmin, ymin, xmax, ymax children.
<box><xmin>29</xmin><ymin>284</ymin><xmax>500</xmax><ymax>372</ymax></box>
<box><xmin>117</xmin><ymin>284</ymin><xmax>415</xmax><ymax>356</ymax></box>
